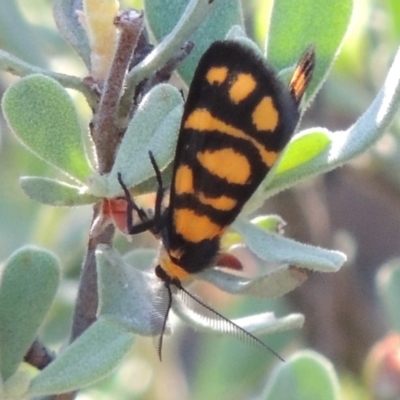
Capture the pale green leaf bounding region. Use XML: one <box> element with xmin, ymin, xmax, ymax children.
<box><xmin>200</xmin><ymin>264</ymin><xmax>308</xmax><ymax>298</ymax></box>
<box><xmin>144</xmin><ymin>0</ymin><xmax>243</xmax><ymax>85</ymax></box>
<box><xmin>262</xmin><ymin>45</ymin><xmax>400</xmax><ymax>198</ymax></box>
<box><xmin>108</xmin><ymin>83</ymin><xmax>183</xmax><ymax>196</ymax></box>
<box><xmin>267</xmin><ymin>0</ymin><xmax>353</xmax><ymax>102</ymax></box>
<box><xmin>263</xmin><ymin>350</ymin><xmax>340</xmax><ymax>400</ymax></box>
<box><xmin>96</xmin><ymin>245</ymin><xmax>159</xmax><ymax>336</ymax></box>
<box><xmin>233</xmin><ymin>219</ymin><xmax>346</xmax><ymax>272</ymax></box>
<box><xmin>0</xmin><ymin>247</ymin><xmax>60</xmax><ymax>381</ymax></box>
<box><xmin>20</xmin><ymin>176</ymin><xmax>97</xmax><ymax>206</ymax></box>
<box><xmin>53</xmin><ymin>0</ymin><xmax>91</xmax><ymax>68</ymax></box>
<box><xmin>28</xmin><ymin>319</ymin><xmax>135</xmax><ymax>396</ymax></box>
<box><xmin>2</xmin><ymin>74</ymin><xmax>92</xmax><ymax>182</ymax></box>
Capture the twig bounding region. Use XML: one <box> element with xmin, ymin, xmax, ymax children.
<box><xmin>91</xmin><ymin>9</ymin><xmax>144</xmax><ymax>174</ymax></box>
<box><xmin>69</xmin><ymin>205</ymin><xmax>114</xmax><ymax>342</ymax></box>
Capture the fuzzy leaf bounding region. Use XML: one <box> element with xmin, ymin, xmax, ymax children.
<box><xmin>222</xmin><ymin>214</ymin><xmax>285</xmax><ymax>248</ymax></box>
<box><xmin>20</xmin><ymin>176</ymin><xmax>97</xmax><ymax>206</ymax></box>
<box><xmin>96</xmin><ymin>245</ymin><xmax>159</xmax><ymax>336</ymax></box>
<box><xmin>275</xmin><ymin>129</ymin><xmax>331</xmax><ymax>175</ymax></box>
<box><xmin>233</xmin><ymin>219</ymin><xmax>346</xmax><ymax>272</ymax></box>
<box><xmin>53</xmin><ymin>0</ymin><xmax>91</xmax><ymax>68</ymax></box>
<box><xmin>200</xmin><ymin>264</ymin><xmax>308</xmax><ymax>298</ymax></box>
<box><xmin>1</xmin><ymin>370</ymin><xmax>31</xmax><ymax>400</ymax></box>
<box><xmin>267</xmin><ymin>0</ymin><xmax>353</xmax><ymax>101</ymax></box>
<box><xmin>28</xmin><ymin>319</ymin><xmax>135</xmax><ymax>396</ymax></box>
<box><xmin>144</xmin><ymin>0</ymin><xmax>243</xmax><ymax>85</ymax></box>
<box><xmin>0</xmin><ymin>247</ymin><xmax>60</xmax><ymax>381</ymax></box>
<box><xmin>2</xmin><ymin>74</ymin><xmax>92</xmax><ymax>182</ymax></box>
<box><xmin>108</xmin><ymin>83</ymin><xmax>183</xmax><ymax>196</ymax></box>
<box><xmin>263</xmin><ymin>350</ymin><xmax>340</xmax><ymax>400</ymax></box>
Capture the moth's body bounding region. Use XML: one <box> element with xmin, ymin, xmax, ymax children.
<box><xmin>118</xmin><ymin>39</ymin><xmax>315</xmax><ymax>358</ymax></box>
<box><xmin>154</xmin><ymin>41</ymin><xmax>314</xmax><ymax>286</ymax></box>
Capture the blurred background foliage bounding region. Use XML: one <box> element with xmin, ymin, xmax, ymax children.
<box><xmin>1</xmin><ymin>0</ymin><xmax>400</xmax><ymax>399</ymax></box>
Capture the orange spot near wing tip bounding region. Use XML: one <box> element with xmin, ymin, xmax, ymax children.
<box><xmin>206</xmin><ymin>66</ymin><xmax>228</xmax><ymax>85</ymax></box>
<box><xmin>229</xmin><ymin>73</ymin><xmax>257</xmax><ymax>103</ymax></box>
<box><xmin>252</xmin><ymin>96</ymin><xmax>279</xmax><ymax>132</ymax></box>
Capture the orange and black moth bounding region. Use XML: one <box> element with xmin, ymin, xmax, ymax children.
<box><xmin>118</xmin><ymin>40</ymin><xmax>315</xmax><ymax>355</ymax></box>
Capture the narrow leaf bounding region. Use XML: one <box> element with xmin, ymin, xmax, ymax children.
<box><xmin>200</xmin><ymin>264</ymin><xmax>308</xmax><ymax>298</ymax></box>
<box><xmin>53</xmin><ymin>0</ymin><xmax>91</xmax><ymax>68</ymax></box>
<box><xmin>233</xmin><ymin>218</ymin><xmax>346</xmax><ymax>272</ymax></box>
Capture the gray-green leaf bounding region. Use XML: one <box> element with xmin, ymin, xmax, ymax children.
<box><xmin>262</xmin><ymin>350</ymin><xmax>340</xmax><ymax>400</ymax></box>
<box><xmin>2</xmin><ymin>74</ymin><xmax>92</xmax><ymax>183</ymax></box>
<box><xmin>108</xmin><ymin>83</ymin><xmax>183</xmax><ymax>196</ymax></box>
<box><xmin>233</xmin><ymin>218</ymin><xmax>346</xmax><ymax>272</ymax></box>
<box><xmin>0</xmin><ymin>246</ymin><xmax>60</xmax><ymax>381</ymax></box>
<box><xmin>28</xmin><ymin>319</ymin><xmax>135</xmax><ymax>396</ymax></box>
<box><xmin>20</xmin><ymin>176</ymin><xmax>97</xmax><ymax>206</ymax></box>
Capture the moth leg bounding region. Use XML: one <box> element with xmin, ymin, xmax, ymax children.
<box><xmin>117</xmin><ymin>172</ymin><xmax>154</xmax><ymax>234</ymax></box>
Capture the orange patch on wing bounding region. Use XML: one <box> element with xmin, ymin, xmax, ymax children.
<box><xmin>252</xmin><ymin>96</ymin><xmax>279</xmax><ymax>131</ymax></box>
<box><xmin>174</xmin><ymin>208</ymin><xmax>223</xmax><ymax>243</ymax></box>
<box><xmin>175</xmin><ymin>165</ymin><xmax>194</xmax><ymax>195</ymax></box>
<box><xmin>184</xmin><ymin>109</ymin><xmax>280</xmax><ymax>168</ymax></box>
<box><xmin>198</xmin><ymin>192</ymin><xmax>237</xmax><ymax>211</ymax></box>
<box><xmin>197</xmin><ymin>148</ymin><xmax>251</xmax><ymax>184</ymax></box>
<box><xmin>261</xmin><ymin>150</ymin><xmax>280</xmax><ymax>167</ymax></box>
<box><xmin>206</xmin><ymin>66</ymin><xmax>228</xmax><ymax>85</ymax></box>
<box><xmin>229</xmin><ymin>73</ymin><xmax>256</xmax><ymax>103</ymax></box>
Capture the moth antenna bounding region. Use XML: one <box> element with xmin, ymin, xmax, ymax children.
<box><xmin>176</xmin><ymin>283</ymin><xmax>284</xmax><ymax>361</ymax></box>
<box><xmin>148</xmin><ymin>151</ymin><xmax>163</xmax><ymax>189</ymax></box>
<box><xmin>154</xmin><ymin>283</ymin><xmax>173</xmax><ymax>361</ymax></box>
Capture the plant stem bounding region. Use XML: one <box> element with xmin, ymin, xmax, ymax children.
<box><xmin>91</xmin><ymin>9</ymin><xmax>143</xmax><ymax>174</ymax></box>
